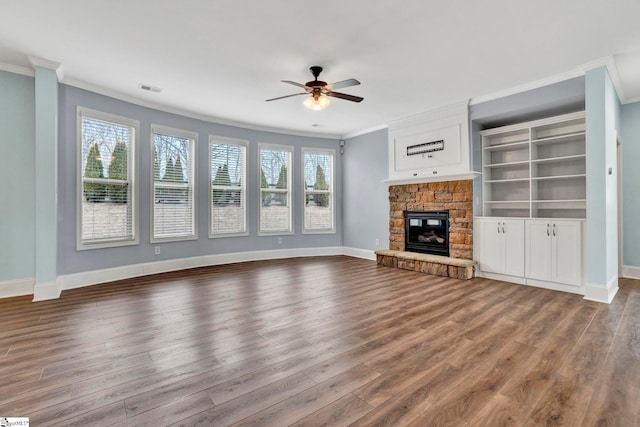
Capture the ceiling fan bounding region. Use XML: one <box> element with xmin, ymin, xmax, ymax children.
<box><xmin>266</xmin><ymin>66</ymin><xmax>363</xmax><ymax>110</ymax></box>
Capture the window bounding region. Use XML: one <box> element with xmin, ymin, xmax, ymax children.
<box><xmin>303</xmin><ymin>148</ymin><xmax>335</xmax><ymax>233</ymax></box>
<box><xmin>151</xmin><ymin>126</ymin><xmax>197</xmax><ymax>242</ymax></box>
<box><xmin>77</xmin><ymin>107</ymin><xmax>138</xmax><ymax>249</ymax></box>
<box><xmin>210</xmin><ymin>136</ymin><xmax>247</xmax><ymax>237</ymax></box>
<box><xmin>259</xmin><ymin>143</ymin><xmax>293</xmax><ymax>235</ymax></box>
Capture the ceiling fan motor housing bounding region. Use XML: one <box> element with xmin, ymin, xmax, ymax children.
<box><xmin>306</xmin><ymin>66</ymin><xmax>327</xmax><ymax>87</ymax></box>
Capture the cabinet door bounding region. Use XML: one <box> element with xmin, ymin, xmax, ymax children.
<box><xmin>478</xmin><ymin>219</ymin><xmax>503</xmax><ymax>274</ymax></box>
<box><xmin>526</xmin><ymin>220</ymin><xmax>552</xmax><ymax>281</ymax></box>
<box><xmin>552</xmin><ymin>221</ymin><xmax>582</xmax><ymax>285</ymax></box>
<box><xmin>502</xmin><ymin>219</ymin><xmax>525</xmax><ymax>277</ymax></box>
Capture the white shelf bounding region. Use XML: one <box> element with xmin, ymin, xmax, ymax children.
<box><xmin>531</xmin><ymin>131</ymin><xmax>586</xmax><ymax>145</ymax></box>
<box><xmin>485</xmin><ymin>200</ymin><xmax>530</xmax><ymax>204</ymax></box>
<box><xmin>531</xmin><ymin>174</ymin><xmax>586</xmax><ymax>181</ymax></box>
<box><xmin>532</xmin><ymin>154</ymin><xmax>585</xmax><ymax>164</ymax></box>
<box><xmin>481</xmin><ymin>112</ymin><xmax>586</xmax><ymax>219</ymax></box>
<box><xmin>485</xmin><ymin>178</ymin><xmax>530</xmax><ymax>183</ymax></box>
<box><xmin>483</xmin><ymin>160</ymin><xmax>530</xmax><ymax>168</ymax></box>
<box><xmin>483</xmin><ymin>141</ymin><xmax>529</xmax><ymax>151</ymax></box>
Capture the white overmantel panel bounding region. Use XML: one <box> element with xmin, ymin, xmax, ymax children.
<box><xmin>386</xmin><ymin>100</ymin><xmax>475</xmax><ymax>185</ymax></box>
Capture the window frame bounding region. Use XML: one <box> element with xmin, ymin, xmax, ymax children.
<box><xmin>76</xmin><ymin>106</ymin><xmax>140</xmax><ymax>250</ymax></box>
<box><xmin>150</xmin><ymin>124</ymin><xmax>198</xmax><ymax>243</ymax></box>
<box><xmin>302</xmin><ymin>147</ymin><xmax>336</xmax><ymax>234</ymax></box>
<box><xmin>257</xmin><ymin>142</ymin><xmax>294</xmax><ymax>236</ymax></box>
<box><xmin>209</xmin><ymin>135</ymin><xmax>249</xmax><ymax>238</ymax></box>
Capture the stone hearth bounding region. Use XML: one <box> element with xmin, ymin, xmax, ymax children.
<box><xmin>388</xmin><ymin>179</ymin><xmax>473</xmax><ymax>260</ymax></box>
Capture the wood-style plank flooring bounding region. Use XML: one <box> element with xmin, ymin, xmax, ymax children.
<box><xmin>1</xmin><ymin>256</ymin><xmax>639</xmax><ymax>426</ymax></box>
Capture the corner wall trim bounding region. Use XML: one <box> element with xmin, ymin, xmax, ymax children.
<box><xmin>0</xmin><ymin>278</ymin><xmax>35</xmax><ymax>299</ymax></box>
<box><xmin>622</xmin><ymin>265</ymin><xmax>640</xmax><ymax>280</ymax></box>
<box><xmin>583</xmin><ymin>276</ymin><xmax>619</xmax><ymax>304</ymax></box>
<box><xmin>33</xmin><ymin>280</ymin><xmax>61</xmax><ymax>301</ymax></box>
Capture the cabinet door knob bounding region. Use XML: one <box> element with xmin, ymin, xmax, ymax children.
<box><xmin>547</xmin><ymin>224</ymin><xmax>550</xmax><ymax>236</ymax></box>
<box><xmin>502</xmin><ymin>222</ymin><xmax>505</xmax><ymax>234</ymax></box>
<box><xmin>553</xmin><ymin>224</ymin><xmax>557</xmax><ymax>237</ymax></box>
<box><xmin>497</xmin><ymin>222</ymin><xmax>501</xmax><ymax>234</ymax></box>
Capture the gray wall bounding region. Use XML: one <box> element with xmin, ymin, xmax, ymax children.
<box><xmin>0</xmin><ymin>71</ymin><xmax>35</xmax><ymax>281</ymax></box>
<box><xmin>342</xmin><ymin>128</ymin><xmax>389</xmax><ymax>251</ymax></box>
<box><xmin>57</xmin><ymin>85</ymin><xmax>342</xmax><ymax>275</ymax></box>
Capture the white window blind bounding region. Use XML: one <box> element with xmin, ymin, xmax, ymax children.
<box><xmin>303</xmin><ymin>148</ymin><xmax>335</xmax><ymax>233</ymax></box>
<box><xmin>152</xmin><ymin>126</ymin><xmax>196</xmax><ymax>241</ymax></box>
<box><xmin>78</xmin><ymin>108</ymin><xmax>138</xmax><ymax>249</ymax></box>
<box><xmin>210</xmin><ymin>137</ymin><xmax>247</xmax><ymax>237</ymax></box>
<box><xmin>259</xmin><ymin>144</ymin><xmax>293</xmax><ymax>235</ymax></box>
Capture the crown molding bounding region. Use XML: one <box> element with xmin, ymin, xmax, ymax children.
<box><xmin>624</xmin><ymin>95</ymin><xmax>640</xmax><ymax>104</ymax></box>
<box><xmin>387</xmin><ymin>99</ymin><xmax>470</xmax><ymax>129</ymax></box>
<box><xmin>28</xmin><ymin>56</ymin><xmax>64</xmax><ymax>81</ymax></box>
<box><xmin>0</xmin><ymin>61</ymin><xmax>35</xmax><ymax>77</ymax></box>
<box><xmin>342</xmin><ymin>124</ymin><xmax>388</xmax><ymax>140</ymax></box>
<box><xmin>470</xmin><ymin>55</ymin><xmax>629</xmax><ymax>106</ymax></box>
<box><xmin>62</xmin><ymin>77</ymin><xmax>343</xmax><ymax>140</ymax></box>
<box><xmin>469</xmin><ymin>68</ymin><xmax>585</xmax><ymax>106</ymax></box>
<box><xmin>579</xmin><ymin>56</ymin><xmax>627</xmax><ymax>103</ymax></box>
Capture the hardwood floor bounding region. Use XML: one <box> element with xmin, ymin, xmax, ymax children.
<box><xmin>1</xmin><ymin>255</ymin><xmax>639</xmax><ymax>426</ymax></box>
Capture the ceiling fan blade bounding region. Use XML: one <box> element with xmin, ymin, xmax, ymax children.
<box><xmin>281</xmin><ymin>80</ymin><xmax>308</xmax><ymax>89</ymax></box>
<box><xmin>265</xmin><ymin>93</ymin><xmax>307</xmax><ymax>102</ymax></box>
<box><xmin>326</xmin><ymin>91</ymin><xmax>364</xmax><ymax>103</ymax></box>
<box><xmin>328</xmin><ymin>78</ymin><xmax>360</xmax><ymax>90</ymax></box>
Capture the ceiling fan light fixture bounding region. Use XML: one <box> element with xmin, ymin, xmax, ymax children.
<box><xmin>304</xmin><ymin>94</ymin><xmax>330</xmax><ymax>110</ymax></box>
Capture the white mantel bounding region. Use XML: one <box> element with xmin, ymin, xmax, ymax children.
<box><xmin>386</xmin><ymin>100</ymin><xmax>478</xmax><ymax>185</ymax></box>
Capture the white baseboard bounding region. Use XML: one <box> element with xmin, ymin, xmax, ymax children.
<box><xmin>583</xmin><ymin>275</ymin><xmax>619</xmax><ymax>304</ymax></box>
<box><xmin>33</xmin><ymin>280</ymin><xmax>61</xmax><ymax>301</ymax></box>
<box><xmin>474</xmin><ymin>271</ymin><xmax>526</xmax><ymax>285</ymax></box>
<box><xmin>342</xmin><ymin>247</ymin><xmax>376</xmax><ymax>261</ymax></box>
<box><xmin>525</xmin><ymin>278</ymin><xmax>584</xmax><ymax>296</ymax></box>
<box><xmin>622</xmin><ymin>265</ymin><xmax>640</xmax><ymax>280</ymax></box>
<box><xmin>0</xmin><ymin>278</ymin><xmax>34</xmax><ymax>299</ymax></box>
<box><xmin>59</xmin><ymin>247</ymin><xmax>347</xmax><ymax>292</ymax></box>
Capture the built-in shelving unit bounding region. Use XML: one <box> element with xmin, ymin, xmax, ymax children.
<box><xmin>481</xmin><ymin>112</ymin><xmax>586</xmax><ymax>219</ymax></box>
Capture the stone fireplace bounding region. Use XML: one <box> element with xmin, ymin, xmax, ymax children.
<box><xmin>389</xmin><ymin>179</ymin><xmax>473</xmax><ymax>260</ymax></box>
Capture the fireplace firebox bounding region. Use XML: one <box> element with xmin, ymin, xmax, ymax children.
<box><xmin>404</xmin><ymin>210</ymin><xmax>449</xmax><ymax>256</ymax></box>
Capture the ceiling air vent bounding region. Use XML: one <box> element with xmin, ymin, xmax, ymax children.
<box><xmin>139</xmin><ymin>83</ymin><xmax>162</xmax><ymax>93</ymax></box>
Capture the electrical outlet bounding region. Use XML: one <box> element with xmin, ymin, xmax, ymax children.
<box><xmin>154</xmin><ymin>246</ymin><xmax>161</xmax><ymax>255</ymax></box>
<box><xmin>375</xmin><ymin>238</ymin><xmax>380</xmax><ymax>246</ymax></box>
<box><xmin>277</xmin><ymin>237</ymin><xmax>283</xmax><ymax>245</ymax></box>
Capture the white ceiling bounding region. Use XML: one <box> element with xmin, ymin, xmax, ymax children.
<box><xmin>2</xmin><ymin>0</ymin><xmax>640</xmax><ymax>138</ymax></box>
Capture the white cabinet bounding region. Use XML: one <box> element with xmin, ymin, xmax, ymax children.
<box><xmin>477</xmin><ymin>218</ymin><xmax>525</xmax><ymax>277</ymax></box>
<box><xmin>525</xmin><ymin>220</ymin><xmax>583</xmax><ymax>286</ymax></box>
<box><xmin>477</xmin><ymin>112</ymin><xmax>586</xmax><ymax>295</ymax></box>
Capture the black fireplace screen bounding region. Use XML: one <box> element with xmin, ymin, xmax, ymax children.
<box><xmin>404</xmin><ymin>210</ymin><xmax>449</xmax><ymax>256</ymax></box>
